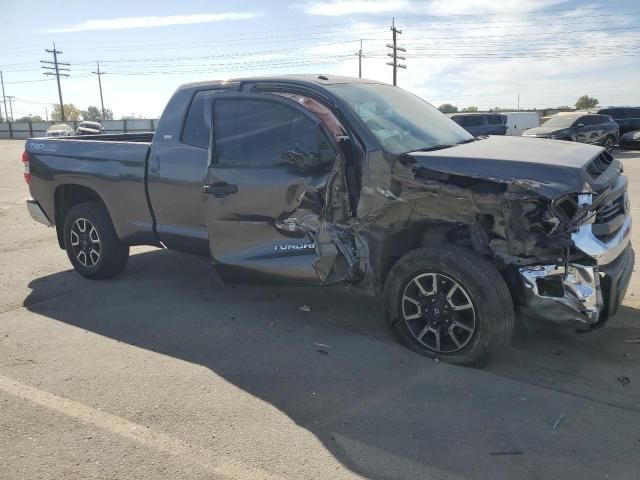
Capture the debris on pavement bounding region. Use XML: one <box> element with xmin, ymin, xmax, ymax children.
<box><xmin>552</xmin><ymin>413</ymin><xmax>565</xmax><ymax>430</ymax></box>
<box><xmin>314</xmin><ymin>342</ymin><xmax>330</xmax><ymax>355</ymax></box>
<box><xmin>623</xmin><ymin>338</ymin><xmax>640</xmax><ymax>344</ymax></box>
<box><xmin>299</xmin><ymin>305</ymin><xmax>312</xmax><ymax>312</ymax></box>
<box><xmin>617</xmin><ymin>376</ymin><xmax>631</xmax><ymax>387</ymax></box>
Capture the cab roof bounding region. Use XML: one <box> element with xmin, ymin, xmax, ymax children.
<box><xmin>178</xmin><ymin>74</ymin><xmax>387</xmax><ymax>91</ymax></box>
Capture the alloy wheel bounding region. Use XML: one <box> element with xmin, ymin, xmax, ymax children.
<box><xmin>70</xmin><ymin>218</ymin><xmax>101</xmax><ymax>267</ymax></box>
<box><xmin>604</xmin><ymin>137</ymin><xmax>614</xmax><ymax>152</ymax></box>
<box><xmin>401</xmin><ymin>272</ymin><xmax>476</xmax><ymax>353</ymax></box>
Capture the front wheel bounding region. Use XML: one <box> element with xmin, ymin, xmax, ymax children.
<box><xmin>63</xmin><ymin>201</ymin><xmax>129</xmax><ymax>279</ymax></box>
<box><xmin>384</xmin><ymin>246</ymin><xmax>514</xmax><ymax>367</ymax></box>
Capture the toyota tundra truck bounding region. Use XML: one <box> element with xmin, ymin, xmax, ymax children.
<box><xmin>23</xmin><ymin>75</ymin><xmax>634</xmax><ymax>366</ymax></box>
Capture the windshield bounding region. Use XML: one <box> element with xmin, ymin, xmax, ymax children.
<box><xmin>543</xmin><ymin>116</ymin><xmax>578</xmax><ymax>128</ymax></box>
<box><xmin>327</xmin><ymin>83</ymin><xmax>473</xmax><ymax>154</ymax></box>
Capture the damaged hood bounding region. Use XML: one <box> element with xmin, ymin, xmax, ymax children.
<box><xmin>406</xmin><ymin>136</ymin><xmax>602</xmax><ymax>198</ymax></box>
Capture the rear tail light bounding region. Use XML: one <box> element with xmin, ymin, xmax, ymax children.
<box><xmin>22</xmin><ymin>151</ymin><xmax>31</xmax><ymax>184</ymax></box>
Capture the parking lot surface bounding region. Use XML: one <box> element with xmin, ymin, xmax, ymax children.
<box><xmin>1</xmin><ymin>139</ymin><xmax>639</xmax><ymax>479</ymax></box>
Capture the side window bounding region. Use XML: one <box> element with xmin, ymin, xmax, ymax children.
<box><xmin>451</xmin><ymin>116</ymin><xmax>462</xmax><ymax>125</ymax></box>
<box><xmin>464</xmin><ymin>115</ymin><xmax>484</xmax><ymax>127</ymax></box>
<box><xmin>575</xmin><ymin>116</ymin><xmax>590</xmax><ymax>126</ymax></box>
<box><xmin>614</xmin><ymin>108</ymin><xmax>640</xmax><ymax>119</ymax></box>
<box><xmin>486</xmin><ymin>115</ymin><xmax>504</xmax><ymax>125</ymax></box>
<box><xmin>214</xmin><ymin>99</ymin><xmax>328</xmax><ymax>169</ymax></box>
<box><xmin>182</xmin><ymin>91</ymin><xmax>211</xmax><ymax>148</ymax></box>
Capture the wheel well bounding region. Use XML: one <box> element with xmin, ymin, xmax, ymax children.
<box><xmin>54</xmin><ymin>185</ymin><xmax>106</xmax><ymax>248</ymax></box>
<box><xmin>379</xmin><ymin>222</ymin><xmax>473</xmax><ymax>286</ymax></box>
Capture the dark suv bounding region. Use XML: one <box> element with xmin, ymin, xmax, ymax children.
<box><xmin>590</xmin><ymin>107</ymin><xmax>640</xmax><ymax>136</ymax></box>
<box><xmin>449</xmin><ymin>113</ymin><xmax>507</xmax><ymax>136</ymax></box>
<box><xmin>522</xmin><ymin>113</ymin><xmax>618</xmax><ymax>152</ymax></box>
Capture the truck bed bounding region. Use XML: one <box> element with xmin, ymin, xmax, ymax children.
<box><xmin>26</xmin><ymin>134</ymin><xmax>155</xmax><ymax>244</ymax></box>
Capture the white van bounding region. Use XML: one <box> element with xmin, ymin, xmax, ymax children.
<box><xmin>501</xmin><ymin>112</ymin><xmax>540</xmax><ymax>136</ymax></box>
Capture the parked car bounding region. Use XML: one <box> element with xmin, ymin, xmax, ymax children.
<box><xmin>501</xmin><ymin>112</ymin><xmax>540</xmax><ymax>136</ymax></box>
<box><xmin>45</xmin><ymin>123</ymin><xmax>74</xmax><ymax>137</ymax></box>
<box><xmin>449</xmin><ymin>113</ymin><xmax>507</xmax><ymax>136</ymax></box>
<box><xmin>589</xmin><ymin>107</ymin><xmax>640</xmax><ymax>136</ymax></box>
<box><xmin>76</xmin><ymin>121</ymin><xmax>104</xmax><ymax>135</ymax></box>
<box><xmin>620</xmin><ymin>130</ymin><xmax>640</xmax><ymax>150</ymax></box>
<box><xmin>522</xmin><ymin>113</ymin><xmax>619</xmax><ymax>152</ymax></box>
<box><xmin>23</xmin><ymin>75</ymin><xmax>633</xmax><ymax>366</ymax></box>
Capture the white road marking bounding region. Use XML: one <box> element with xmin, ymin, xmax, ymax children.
<box><xmin>0</xmin><ymin>373</ymin><xmax>286</xmax><ymax>480</ymax></box>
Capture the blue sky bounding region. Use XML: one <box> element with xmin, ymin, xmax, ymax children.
<box><xmin>1</xmin><ymin>0</ymin><xmax>639</xmax><ymax>119</ymax></box>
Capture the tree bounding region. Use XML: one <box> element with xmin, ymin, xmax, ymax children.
<box><xmin>438</xmin><ymin>103</ymin><xmax>458</xmax><ymax>114</ymax></box>
<box><xmin>14</xmin><ymin>115</ymin><xmax>43</xmax><ymax>123</ymax></box>
<box><xmin>51</xmin><ymin>103</ymin><xmax>81</xmax><ymax>121</ymax></box>
<box><xmin>80</xmin><ymin>105</ymin><xmax>114</xmax><ymax>121</ymax></box>
<box><xmin>462</xmin><ymin>106</ymin><xmax>479</xmax><ymax>112</ymax></box>
<box><xmin>575</xmin><ymin>95</ymin><xmax>599</xmax><ymax>110</ymax></box>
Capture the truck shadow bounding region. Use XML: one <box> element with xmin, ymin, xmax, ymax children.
<box><xmin>23</xmin><ymin>248</ymin><xmax>640</xmax><ymax>479</ymax></box>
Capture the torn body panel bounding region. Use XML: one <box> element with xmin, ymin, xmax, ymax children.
<box><xmin>341</xmin><ymin>138</ymin><xmax>632</xmax><ymax>329</ymax></box>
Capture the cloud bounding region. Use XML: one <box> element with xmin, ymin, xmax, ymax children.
<box><xmin>298</xmin><ymin>0</ymin><xmax>409</xmax><ymax>16</ymax></box>
<box><xmin>298</xmin><ymin>0</ymin><xmax>567</xmax><ymax>17</ymax></box>
<box><xmin>47</xmin><ymin>12</ymin><xmax>261</xmax><ymax>33</ymax></box>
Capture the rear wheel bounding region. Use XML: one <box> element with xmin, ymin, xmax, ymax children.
<box><xmin>603</xmin><ymin>135</ymin><xmax>615</xmax><ymax>153</ymax></box>
<box><xmin>63</xmin><ymin>201</ymin><xmax>129</xmax><ymax>279</ymax></box>
<box><xmin>384</xmin><ymin>246</ymin><xmax>514</xmax><ymax>367</ymax></box>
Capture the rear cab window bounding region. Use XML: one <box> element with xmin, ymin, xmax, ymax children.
<box><xmin>182</xmin><ymin>91</ymin><xmax>212</xmax><ymax>148</ymax></box>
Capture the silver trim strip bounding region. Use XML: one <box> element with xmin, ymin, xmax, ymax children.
<box><xmin>26</xmin><ymin>199</ymin><xmax>53</xmax><ymax>227</ymax></box>
<box><xmin>572</xmin><ymin>214</ymin><xmax>631</xmax><ymax>265</ymax></box>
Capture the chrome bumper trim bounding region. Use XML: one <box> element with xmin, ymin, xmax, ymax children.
<box><xmin>26</xmin><ymin>199</ymin><xmax>52</xmax><ymax>227</ymax></box>
<box><xmin>572</xmin><ymin>214</ymin><xmax>632</xmax><ymax>266</ymax></box>
<box><xmin>518</xmin><ymin>263</ymin><xmax>603</xmax><ymax>326</ymax></box>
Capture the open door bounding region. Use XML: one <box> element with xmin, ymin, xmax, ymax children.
<box><xmin>202</xmin><ymin>92</ymin><xmax>356</xmax><ymax>285</ymax></box>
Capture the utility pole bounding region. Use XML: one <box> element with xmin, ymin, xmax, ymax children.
<box><xmin>45</xmin><ymin>106</ymin><xmax>48</xmax><ymax>122</ymax></box>
<box><xmin>386</xmin><ymin>18</ymin><xmax>406</xmax><ymax>86</ymax></box>
<box><xmin>6</xmin><ymin>96</ymin><xmax>15</xmax><ymax>122</ymax></box>
<box><xmin>0</xmin><ymin>71</ymin><xmax>8</xmax><ymax>123</ymax></box>
<box><xmin>355</xmin><ymin>40</ymin><xmax>364</xmax><ymax>78</ymax></box>
<box><xmin>517</xmin><ymin>93</ymin><xmax>520</xmax><ymax>110</ymax></box>
<box><xmin>92</xmin><ymin>61</ymin><xmax>106</xmax><ymax>119</ymax></box>
<box><xmin>41</xmin><ymin>43</ymin><xmax>70</xmax><ymax>122</ymax></box>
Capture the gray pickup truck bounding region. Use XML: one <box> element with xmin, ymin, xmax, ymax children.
<box><xmin>24</xmin><ymin>75</ymin><xmax>634</xmax><ymax>366</ymax></box>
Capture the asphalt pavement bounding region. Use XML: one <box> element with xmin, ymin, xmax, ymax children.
<box><xmin>1</xmin><ymin>139</ymin><xmax>639</xmax><ymax>479</ymax></box>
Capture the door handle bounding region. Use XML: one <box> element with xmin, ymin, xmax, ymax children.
<box><xmin>202</xmin><ymin>182</ymin><xmax>238</xmax><ymax>197</ymax></box>
<box><xmin>149</xmin><ymin>155</ymin><xmax>160</xmax><ymax>175</ymax></box>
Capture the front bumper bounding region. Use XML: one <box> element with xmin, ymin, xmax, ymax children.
<box><xmin>26</xmin><ymin>199</ymin><xmax>53</xmax><ymax>227</ymax></box>
<box><xmin>518</xmin><ymin>244</ymin><xmax>634</xmax><ymax>329</ymax></box>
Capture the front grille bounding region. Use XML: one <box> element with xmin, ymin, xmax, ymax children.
<box><xmin>586</xmin><ymin>151</ymin><xmax>614</xmax><ymax>178</ymax></box>
<box><xmin>593</xmin><ymin>192</ymin><xmax>627</xmax><ymax>242</ymax></box>
<box><xmin>595</xmin><ymin>195</ymin><xmax>625</xmax><ymax>224</ymax></box>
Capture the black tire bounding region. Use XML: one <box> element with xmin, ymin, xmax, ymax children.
<box><xmin>384</xmin><ymin>246</ymin><xmax>514</xmax><ymax>367</ymax></box>
<box><xmin>63</xmin><ymin>201</ymin><xmax>129</xmax><ymax>279</ymax></box>
<box><xmin>603</xmin><ymin>135</ymin><xmax>615</xmax><ymax>153</ymax></box>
